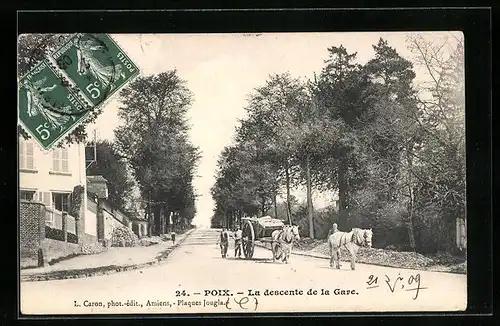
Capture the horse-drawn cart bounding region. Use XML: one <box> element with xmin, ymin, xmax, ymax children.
<box><xmin>241</xmin><ymin>216</ymin><xmax>286</xmax><ymax>259</ymax></box>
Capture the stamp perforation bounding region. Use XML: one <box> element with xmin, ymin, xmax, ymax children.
<box><xmin>48</xmin><ymin>33</ymin><xmax>141</xmax><ymax>116</ymax></box>
<box><xmin>18</xmin><ymin>58</ymin><xmax>93</xmax><ymax>153</ymax></box>
<box><xmin>18</xmin><ymin>33</ymin><xmax>140</xmax><ymax>151</ymax></box>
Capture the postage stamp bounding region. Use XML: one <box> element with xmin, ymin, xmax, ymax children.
<box><xmin>18</xmin><ymin>60</ymin><xmax>90</xmax><ymax>150</ymax></box>
<box><xmin>50</xmin><ymin>33</ymin><xmax>140</xmax><ymax>107</ymax></box>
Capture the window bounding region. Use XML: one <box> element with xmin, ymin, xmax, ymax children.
<box><xmin>19</xmin><ymin>139</ymin><xmax>35</xmax><ymax>170</ymax></box>
<box><xmin>20</xmin><ymin>190</ymin><xmax>36</xmax><ymax>201</ymax></box>
<box><xmin>52</xmin><ymin>147</ymin><xmax>69</xmax><ymax>173</ymax></box>
<box><xmin>52</xmin><ymin>192</ymin><xmax>71</xmax><ymax>213</ymax></box>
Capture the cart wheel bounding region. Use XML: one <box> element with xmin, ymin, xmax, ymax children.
<box><xmin>242</xmin><ymin>219</ymin><xmax>255</xmax><ymax>259</ymax></box>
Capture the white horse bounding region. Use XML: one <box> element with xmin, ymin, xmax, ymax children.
<box><xmin>271</xmin><ymin>225</ymin><xmax>300</xmax><ymax>264</ymax></box>
<box><xmin>328</xmin><ymin>228</ymin><xmax>373</xmax><ymax>270</ymax></box>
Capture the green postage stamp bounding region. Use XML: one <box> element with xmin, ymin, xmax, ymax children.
<box><xmin>18</xmin><ymin>60</ymin><xmax>90</xmax><ymax>150</ymax></box>
<box><xmin>50</xmin><ymin>33</ymin><xmax>139</xmax><ymax>107</ymax></box>
<box><xmin>18</xmin><ymin>33</ymin><xmax>139</xmax><ymax>150</ymax></box>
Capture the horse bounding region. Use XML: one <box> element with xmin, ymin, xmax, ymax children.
<box><xmin>271</xmin><ymin>225</ymin><xmax>300</xmax><ymax>264</ymax></box>
<box><xmin>328</xmin><ymin>227</ymin><xmax>373</xmax><ymax>270</ymax></box>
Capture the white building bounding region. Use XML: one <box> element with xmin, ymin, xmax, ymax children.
<box><xmin>19</xmin><ymin>137</ymin><xmax>88</xmax><ymax>214</ymax></box>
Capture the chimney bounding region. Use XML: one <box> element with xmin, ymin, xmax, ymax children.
<box><xmin>86</xmin><ymin>175</ymin><xmax>109</xmax><ymax>199</ymax></box>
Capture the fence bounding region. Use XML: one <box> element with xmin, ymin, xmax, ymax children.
<box><xmin>45</xmin><ymin>206</ymin><xmax>62</xmax><ymax>229</ymax></box>
<box><xmin>44</xmin><ymin>206</ymin><xmax>77</xmax><ymax>235</ymax></box>
<box><xmin>67</xmin><ymin>215</ymin><xmax>76</xmax><ymax>234</ymax></box>
<box><xmin>44</xmin><ymin>206</ymin><xmax>78</xmax><ymax>245</ymax></box>
<box><xmin>21</xmin><ymin>200</ymin><xmax>81</xmax><ymax>268</ymax></box>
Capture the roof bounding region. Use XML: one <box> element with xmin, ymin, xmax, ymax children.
<box><xmin>129</xmin><ymin>216</ymin><xmax>148</xmax><ymax>222</ymax></box>
<box><xmin>87</xmin><ymin>175</ymin><xmax>108</xmax><ymax>183</ymax></box>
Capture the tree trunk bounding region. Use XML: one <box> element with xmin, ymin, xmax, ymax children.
<box><xmin>406</xmin><ymin>151</ymin><xmax>417</xmax><ymax>252</ymax></box>
<box><xmin>166</xmin><ymin>209</ymin><xmax>171</xmax><ymax>234</ymax></box>
<box><xmin>274</xmin><ymin>194</ymin><xmax>278</xmax><ymax>219</ymax></box>
<box><xmin>285</xmin><ymin>159</ymin><xmax>292</xmax><ymax>225</ymax></box>
<box><xmin>306</xmin><ymin>154</ymin><xmax>314</xmax><ymax>239</ymax></box>
<box><xmin>337</xmin><ymin>159</ymin><xmax>349</xmax><ymax>231</ymax></box>
<box><xmin>160</xmin><ymin>205</ymin><xmax>165</xmax><ymax>235</ymax></box>
<box><xmin>153</xmin><ymin>205</ymin><xmax>161</xmax><ymax>236</ymax></box>
<box><xmin>407</xmin><ymin>184</ymin><xmax>417</xmax><ymax>252</ymax></box>
<box><xmin>147</xmin><ymin>193</ymin><xmax>152</xmax><ymax>236</ymax></box>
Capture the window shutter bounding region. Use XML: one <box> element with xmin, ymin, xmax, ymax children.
<box><xmin>52</xmin><ymin>149</ymin><xmax>60</xmax><ymax>171</ymax></box>
<box><xmin>62</xmin><ymin>148</ymin><xmax>69</xmax><ymax>172</ymax></box>
<box><xmin>26</xmin><ymin>142</ymin><xmax>34</xmax><ymax>169</ymax></box>
<box><xmin>42</xmin><ymin>192</ymin><xmax>51</xmax><ymax>206</ymax></box>
<box><xmin>19</xmin><ymin>140</ymin><xmax>25</xmax><ymax>169</ymax></box>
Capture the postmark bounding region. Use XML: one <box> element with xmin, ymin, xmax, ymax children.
<box><xmin>18</xmin><ymin>60</ymin><xmax>91</xmax><ymax>150</ymax></box>
<box><xmin>50</xmin><ymin>33</ymin><xmax>140</xmax><ymax>107</ymax></box>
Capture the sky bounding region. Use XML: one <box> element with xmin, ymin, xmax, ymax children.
<box><xmin>88</xmin><ymin>31</ymin><xmax>463</xmax><ymax>228</ymax></box>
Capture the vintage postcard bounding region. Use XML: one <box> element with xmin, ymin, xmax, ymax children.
<box><xmin>18</xmin><ymin>32</ymin><xmax>467</xmax><ymax>314</ymax></box>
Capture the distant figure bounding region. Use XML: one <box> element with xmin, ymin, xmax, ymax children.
<box><xmin>328</xmin><ymin>223</ymin><xmax>339</xmax><ymax>238</ymax></box>
<box><xmin>171</xmin><ymin>231</ymin><xmax>176</xmax><ymax>244</ymax></box>
<box><xmin>219</xmin><ymin>228</ymin><xmax>229</xmax><ymax>258</ymax></box>
<box><xmin>234</xmin><ymin>225</ymin><xmax>243</xmax><ymax>258</ymax></box>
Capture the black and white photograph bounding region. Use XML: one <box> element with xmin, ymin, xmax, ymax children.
<box><xmin>18</xmin><ymin>31</ymin><xmax>467</xmax><ymax>314</ymax></box>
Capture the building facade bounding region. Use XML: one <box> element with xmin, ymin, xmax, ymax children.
<box><xmin>19</xmin><ymin>137</ymin><xmax>88</xmax><ymax>211</ymax></box>
<box><xmin>19</xmin><ymin>136</ymin><xmax>91</xmax><ymax>266</ymax></box>
<box><xmin>19</xmin><ymin>136</ymin><xmax>149</xmax><ymax>267</ymax></box>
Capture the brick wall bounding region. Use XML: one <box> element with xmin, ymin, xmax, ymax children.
<box><xmin>20</xmin><ymin>201</ymin><xmax>45</xmax><ymax>268</ymax></box>
<box><xmin>20</xmin><ymin>199</ymin><xmax>99</xmax><ymax>268</ymax></box>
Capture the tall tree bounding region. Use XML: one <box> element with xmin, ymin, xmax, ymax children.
<box><xmin>115</xmin><ymin>71</ymin><xmax>200</xmax><ymax>235</ymax></box>
<box><xmin>313</xmin><ymin>45</ymin><xmax>372</xmax><ymax>231</ymax></box>
<box><xmin>355</xmin><ymin>38</ymin><xmax>420</xmax><ymax>250</ymax></box>
<box><xmin>406</xmin><ymin>33</ymin><xmax>465</xmax><ymax>252</ymax></box>
<box><xmin>243</xmin><ymin>73</ymin><xmax>311</xmax><ymax>226</ymax></box>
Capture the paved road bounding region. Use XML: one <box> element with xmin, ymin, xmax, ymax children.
<box><xmin>21</xmin><ymin>227</ymin><xmax>467</xmax><ymax>314</ymax></box>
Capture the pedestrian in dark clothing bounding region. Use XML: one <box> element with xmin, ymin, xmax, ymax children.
<box><xmin>219</xmin><ymin>228</ymin><xmax>229</xmax><ymax>258</ymax></box>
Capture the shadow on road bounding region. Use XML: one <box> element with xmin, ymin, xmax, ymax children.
<box><xmin>252</xmin><ymin>259</ymin><xmax>277</xmax><ymax>264</ymax></box>
<box><xmin>219</xmin><ymin>257</ymin><xmax>274</xmax><ymax>263</ymax></box>
<box><xmin>316</xmin><ymin>265</ymin><xmax>355</xmax><ymax>271</ymax></box>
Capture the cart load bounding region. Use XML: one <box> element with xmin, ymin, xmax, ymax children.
<box><xmin>240</xmin><ymin>216</ymin><xmax>287</xmax><ymax>259</ymax></box>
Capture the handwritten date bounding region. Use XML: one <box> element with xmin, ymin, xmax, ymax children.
<box><xmin>366</xmin><ymin>273</ymin><xmax>427</xmax><ymax>300</ymax></box>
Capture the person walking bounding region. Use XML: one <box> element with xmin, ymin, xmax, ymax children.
<box><xmin>219</xmin><ymin>228</ymin><xmax>229</xmax><ymax>258</ymax></box>
<box><xmin>171</xmin><ymin>230</ymin><xmax>176</xmax><ymax>244</ymax></box>
<box><xmin>234</xmin><ymin>225</ymin><xmax>243</xmax><ymax>258</ymax></box>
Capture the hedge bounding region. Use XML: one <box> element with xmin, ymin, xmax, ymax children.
<box><xmin>45</xmin><ymin>225</ymin><xmax>78</xmax><ymax>244</ymax></box>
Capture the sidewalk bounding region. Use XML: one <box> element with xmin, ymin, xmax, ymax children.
<box><xmin>21</xmin><ymin>229</ymin><xmax>194</xmax><ymax>282</ymax></box>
